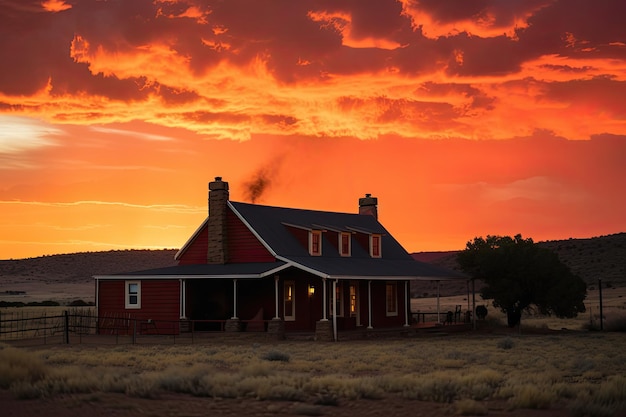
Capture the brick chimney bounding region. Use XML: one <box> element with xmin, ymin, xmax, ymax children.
<box><xmin>207</xmin><ymin>177</ymin><xmax>229</xmax><ymax>264</ymax></box>
<box><xmin>358</xmin><ymin>193</ymin><xmax>378</xmax><ymax>219</ymax></box>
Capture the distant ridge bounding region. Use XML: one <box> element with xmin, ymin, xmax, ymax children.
<box><xmin>0</xmin><ymin>249</ymin><xmax>178</xmax><ymax>284</ymax></box>
<box><xmin>412</xmin><ymin>232</ymin><xmax>626</xmax><ymax>288</ymax></box>
<box><xmin>0</xmin><ymin>233</ymin><xmax>623</xmax><ymax>295</ymax></box>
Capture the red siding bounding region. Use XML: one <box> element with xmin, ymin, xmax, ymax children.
<box><xmin>177</xmin><ymin>224</ymin><xmax>208</xmax><ymax>265</ymax></box>
<box><xmin>226</xmin><ymin>209</ymin><xmax>275</xmax><ymax>263</ymax></box>
<box><xmin>98</xmin><ymin>280</ymin><xmax>180</xmax><ymax>335</ymax></box>
<box><xmin>369</xmin><ymin>280</ymin><xmax>406</xmax><ymax>328</ymax></box>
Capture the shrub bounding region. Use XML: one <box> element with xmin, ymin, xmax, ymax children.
<box><xmin>476</xmin><ymin>305</ymin><xmax>488</xmax><ymax>320</ymax></box>
<box><xmin>292</xmin><ymin>404</ymin><xmax>323</xmax><ymax>416</ymax></box>
<box><xmin>314</xmin><ymin>391</ymin><xmax>339</xmax><ymax>406</ymax></box>
<box><xmin>262</xmin><ymin>350</ymin><xmax>290</xmax><ymax>362</ymax></box>
<box><xmin>497</xmin><ymin>337</ymin><xmax>515</xmax><ymax>350</ymax></box>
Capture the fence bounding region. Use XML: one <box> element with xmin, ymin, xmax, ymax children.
<box><xmin>0</xmin><ymin>310</ymin><xmax>273</xmax><ymax>346</ymax></box>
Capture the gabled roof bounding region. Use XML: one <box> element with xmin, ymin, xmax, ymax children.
<box><xmin>229</xmin><ymin>201</ymin><xmax>397</xmax><ymax>258</ymax></box>
<box><xmin>228</xmin><ymin>201</ymin><xmax>466</xmax><ymax>280</ymax></box>
<box><xmin>99</xmin><ymin>200</ymin><xmax>467</xmax><ymax>281</ymax></box>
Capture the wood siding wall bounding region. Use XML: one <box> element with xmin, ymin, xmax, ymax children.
<box><xmin>226</xmin><ymin>209</ymin><xmax>275</xmax><ymax>263</ymax></box>
<box><xmin>98</xmin><ymin>280</ymin><xmax>180</xmax><ymax>335</ymax></box>
<box><xmin>177</xmin><ymin>224</ymin><xmax>208</xmax><ymax>265</ymax></box>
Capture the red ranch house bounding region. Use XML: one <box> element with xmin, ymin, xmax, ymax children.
<box><xmin>95</xmin><ymin>177</ymin><xmax>466</xmax><ymax>340</ymax></box>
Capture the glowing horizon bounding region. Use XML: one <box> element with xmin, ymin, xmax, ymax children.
<box><xmin>1</xmin><ymin>0</ymin><xmax>625</xmax><ymax>260</ymax></box>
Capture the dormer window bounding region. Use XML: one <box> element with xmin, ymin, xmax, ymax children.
<box><xmin>340</xmin><ymin>232</ymin><xmax>351</xmax><ymax>257</ymax></box>
<box><xmin>370</xmin><ymin>234</ymin><xmax>381</xmax><ymax>258</ymax></box>
<box><xmin>309</xmin><ymin>230</ymin><xmax>322</xmax><ymax>256</ymax></box>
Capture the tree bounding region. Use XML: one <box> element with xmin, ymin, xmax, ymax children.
<box><xmin>457</xmin><ymin>234</ymin><xmax>587</xmax><ymax>327</ymax></box>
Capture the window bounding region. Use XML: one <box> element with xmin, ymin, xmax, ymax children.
<box><xmin>386</xmin><ymin>282</ymin><xmax>397</xmax><ymax>316</ymax></box>
<box><xmin>309</xmin><ymin>230</ymin><xmax>322</xmax><ymax>256</ymax></box>
<box><xmin>284</xmin><ymin>281</ymin><xmax>295</xmax><ymax>321</ymax></box>
<box><xmin>370</xmin><ymin>234</ymin><xmax>381</xmax><ymax>258</ymax></box>
<box><xmin>349</xmin><ymin>282</ymin><xmax>358</xmax><ymax>317</ymax></box>
<box><xmin>125</xmin><ymin>281</ymin><xmax>141</xmax><ymax>309</ymax></box>
<box><xmin>340</xmin><ymin>232</ymin><xmax>351</xmax><ymax>256</ymax></box>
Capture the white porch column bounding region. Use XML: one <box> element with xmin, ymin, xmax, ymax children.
<box><xmin>436</xmin><ymin>280</ymin><xmax>441</xmax><ymax>324</ymax></box>
<box><xmin>367</xmin><ymin>280</ymin><xmax>373</xmax><ymax>329</ymax></box>
<box><xmin>404</xmin><ymin>281</ymin><xmax>410</xmax><ymax>327</ymax></box>
<box><xmin>274</xmin><ymin>275</ymin><xmax>280</xmax><ymax>319</ymax></box>
<box><xmin>179</xmin><ymin>279</ymin><xmax>187</xmax><ymax>319</ymax></box>
<box><xmin>332</xmin><ymin>279</ymin><xmax>338</xmax><ymax>342</ymax></box>
<box><xmin>231</xmin><ymin>279</ymin><xmax>238</xmax><ymax>319</ymax></box>
<box><xmin>322</xmin><ymin>278</ymin><xmax>328</xmax><ymax>321</ymax></box>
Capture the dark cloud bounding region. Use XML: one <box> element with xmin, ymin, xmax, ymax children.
<box><xmin>411</xmin><ymin>0</ymin><xmax>551</xmax><ymax>27</ymax></box>
<box><xmin>157</xmin><ymin>85</ymin><xmax>201</xmax><ymax>106</ymax></box>
<box><xmin>539</xmin><ymin>76</ymin><xmax>626</xmax><ymax>117</ymax></box>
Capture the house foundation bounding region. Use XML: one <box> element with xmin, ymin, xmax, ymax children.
<box><xmin>315</xmin><ymin>320</ymin><xmax>333</xmax><ymax>341</ymax></box>
<box><xmin>267</xmin><ymin>318</ymin><xmax>285</xmax><ymax>339</ymax></box>
<box><xmin>224</xmin><ymin>318</ymin><xmax>241</xmax><ymax>332</ymax></box>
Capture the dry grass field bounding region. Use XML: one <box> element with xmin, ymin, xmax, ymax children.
<box><xmin>2</xmin><ymin>330</ymin><xmax>626</xmax><ymax>417</ymax></box>
<box><xmin>1</xmin><ymin>239</ymin><xmax>625</xmax><ymax>416</ymax></box>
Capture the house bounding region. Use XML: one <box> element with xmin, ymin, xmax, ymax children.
<box><xmin>95</xmin><ymin>177</ymin><xmax>466</xmax><ymax>340</ymax></box>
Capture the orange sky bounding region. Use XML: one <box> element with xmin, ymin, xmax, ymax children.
<box><xmin>1</xmin><ymin>0</ymin><xmax>625</xmax><ymax>260</ymax></box>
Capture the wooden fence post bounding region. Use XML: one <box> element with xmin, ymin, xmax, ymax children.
<box><xmin>64</xmin><ymin>310</ymin><xmax>70</xmax><ymax>344</ymax></box>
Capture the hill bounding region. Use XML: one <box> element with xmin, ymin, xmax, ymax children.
<box><xmin>0</xmin><ymin>249</ymin><xmax>178</xmax><ymax>304</ymax></box>
<box><xmin>1</xmin><ymin>233</ymin><xmax>624</xmax><ymax>303</ymax></box>
<box><xmin>411</xmin><ymin>232</ymin><xmax>626</xmax><ymax>297</ymax></box>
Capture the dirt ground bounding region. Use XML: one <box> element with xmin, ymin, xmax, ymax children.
<box><xmin>1</xmin><ymin>390</ymin><xmax>585</xmax><ymax>417</ymax></box>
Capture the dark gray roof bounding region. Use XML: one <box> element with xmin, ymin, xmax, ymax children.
<box><xmin>95</xmin><ymin>262</ymin><xmax>288</xmax><ymax>279</ymax></box>
<box><xmin>229</xmin><ymin>201</ymin><xmax>467</xmax><ymax>280</ymax></box>
<box><xmin>283</xmin><ymin>256</ymin><xmax>467</xmax><ymax>280</ymax></box>
<box><xmin>97</xmin><ymin>201</ymin><xmax>467</xmax><ymax>281</ymax></box>
<box><xmin>230</xmin><ymin>201</ymin><xmax>411</xmax><ymax>259</ymax></box>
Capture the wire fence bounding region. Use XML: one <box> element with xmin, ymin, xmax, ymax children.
<box><xmin>0</xmin><ymin>309</ymin><xmax>274</xmax><ymax>346</ymax></box>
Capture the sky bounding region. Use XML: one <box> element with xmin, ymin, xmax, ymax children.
<box><xmin>1</xmin><ymin>0</ymin><xmax>625</xmax><ymax>260</ymax></box>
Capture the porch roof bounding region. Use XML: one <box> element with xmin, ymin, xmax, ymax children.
<box><xmin>94</xmin><ymin>261</ymin><xmax>289</xmax><ymax>280</ymax></box>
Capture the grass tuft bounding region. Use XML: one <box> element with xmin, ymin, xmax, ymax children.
<box><xmin>261</xmin><ymin>350</ymin><xmax>290</xmax><ymax>362</ymax></box>
<box><xmin>455</xmin><ymin>399</ymin><xmax>488</xmax><ymax>415</ymax></box>
<box><xmin>0</xmin><ymin>347</ymin><xmax>48</xmax><ymax>389</ymax></box>
<box><xmin>497</xmin><ymin>337</ymin><xmax>515</xmax><ymax>350</ymax></box>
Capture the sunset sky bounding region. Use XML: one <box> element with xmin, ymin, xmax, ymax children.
<box><xmin>1</xmin><ymin>0</ymin><xmax>625</xmax><ymax>260</ymax></box>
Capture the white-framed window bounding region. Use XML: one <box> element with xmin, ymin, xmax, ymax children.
<box><xmin>386</xmin><ymin>281</ymin><xmax>397</xmax><ymax>316</ymax></box>
<box><xmin>309</xmin><ymin>230</ymin><xmax>322</xmax><ymax>256</ymax></box>
<box><xmin>125</xmin><ymin>281</ymin><xmax>141</xmax><ymax>309</ymax></box>
<box><xmin>339</xmin><ymin>232</ymin><xmax>351</xmax><ymax>256</ymax></box>
<box><xmin>284</xmin><ymin>281</ymin><xmax>296</xmax><ymax>321</ymax></box>
<box><xmin>370</xmin><ymin>234</ymin><xmax>382</xmax><ymax>258</ymax></box>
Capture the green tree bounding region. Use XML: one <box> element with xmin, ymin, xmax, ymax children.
<box><xmin>457</xmin><ymin>234</ymin><xmax>587</xmax><ymax>327</ymax></box>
